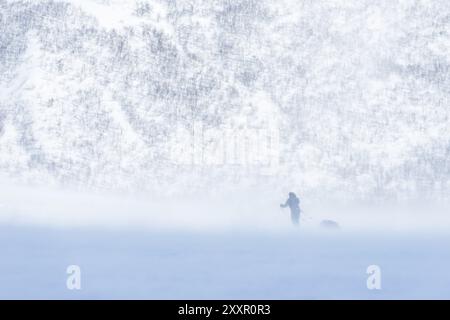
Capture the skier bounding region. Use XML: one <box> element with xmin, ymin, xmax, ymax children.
<box><xmin>280</xmin><ymin>192</ymin><xmax>301</xmax><ymax>226</ymax></box>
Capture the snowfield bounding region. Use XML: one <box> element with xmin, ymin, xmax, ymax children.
<box><xmin>0</xmin><ymin>186</ymin><xmax>449</xmax><ymax>299</ymax></box>
<box><xmin>1</xmin><ymin>226</ymin><xmax>450</xmax><ymax>299</ymax></box>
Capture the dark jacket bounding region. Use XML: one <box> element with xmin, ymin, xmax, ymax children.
<box><xmin>281</xmin><ymin>195</ymin><xmax>300</xmax><ymax>214</ymax></box>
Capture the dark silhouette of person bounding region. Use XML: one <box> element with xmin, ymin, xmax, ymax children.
<box><xmin>280</xmin><ymin>192</ymin><xmax>301</xmax><ymax>225</ymax></box>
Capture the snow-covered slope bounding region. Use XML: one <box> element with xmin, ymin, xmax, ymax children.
<box><xmin>1</xmin><ymin>0</ymin><xmax>449</xmax><ymax>201</ymax></box>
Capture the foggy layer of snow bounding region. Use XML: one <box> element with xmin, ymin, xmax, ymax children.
<box><xmin>1</xmin><ymin>183</ymin><xmax>450</xmax><ymax>233</ymax></box>
<box><xmin>0</xmin><ymin>177</ymin><xmax>449</xmax><ymax>300</ymax></box>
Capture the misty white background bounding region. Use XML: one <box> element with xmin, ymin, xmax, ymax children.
<box><xmin>1</xmin><ymin>0</ymin><xmax>450</xmax><ymax>299</ymax></box>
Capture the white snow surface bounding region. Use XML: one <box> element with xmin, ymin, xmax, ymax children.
<box><xmin>1</xmin><ymin>226</ymin><xmax>450</xmax><ymax>299</ymax></box>
<box><xmin>0</xmin><ymin>184</ymin><xmax>449</xmax><ymax>299</ymax></box>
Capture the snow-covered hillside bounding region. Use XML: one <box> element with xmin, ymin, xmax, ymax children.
<box><xmin>1</xmin><ymin>0</ymin><xmax>450</xmax><ymax>202</ymax></box>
